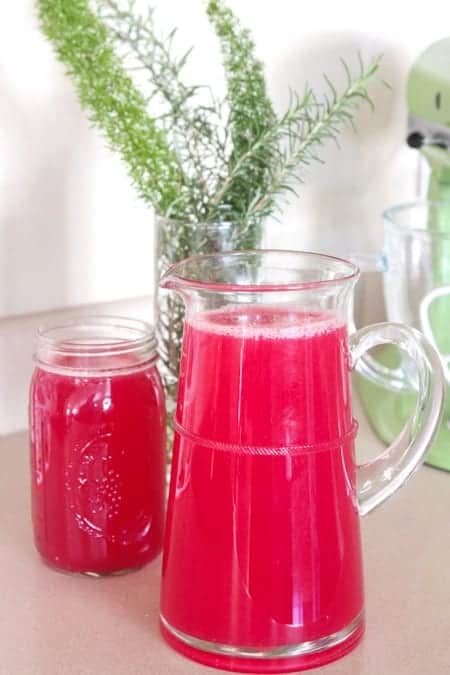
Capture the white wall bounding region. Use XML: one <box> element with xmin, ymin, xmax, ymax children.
<box><xmin>1</xmin><ymin>0</ymin><xmax>449</xmax><ymax>433</ymax></box>
<box><xmin>0</xmin><ymin>1</ymin><xmax>154</xmax><ymax>318</ymax></box>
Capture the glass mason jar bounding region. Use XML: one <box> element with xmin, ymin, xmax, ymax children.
<box><xmin>29</xmin><ymin>316</ymin><xmax>166</xmax><ymax>576</ymax></box>
<box><xmin>155</xmin><ymin>215</ymin><xmax>263</xmax><ymax>461</ymax></box>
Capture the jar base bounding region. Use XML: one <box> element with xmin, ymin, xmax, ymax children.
<box><xmin>38</xmin><ymin>550</ymin><xmax>161</xmax><ymax>578</ymax></box>
<box><xmin>160</xmin><ymin>612</ymin><xmax>364</xmax><ymax>673</ymax></box>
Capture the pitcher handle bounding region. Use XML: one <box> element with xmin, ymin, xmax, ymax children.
<box><xmin>349</xmin><ymin>322</ymin><xmax>445</xmax><ymax>516</ymax></box>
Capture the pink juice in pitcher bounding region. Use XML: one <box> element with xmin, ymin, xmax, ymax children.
<box><xmin>30</xmin><ymin>321</ymin><xmax>166</xmax><ymax>576</ymax></box>
<box><xmin>161</xmin><ymin>306</ymin><xmax>364</xmax><ymax>669</ymax></box>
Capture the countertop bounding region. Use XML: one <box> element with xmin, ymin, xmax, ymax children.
<box><xmin>1</xmin><ymin>396</ymin><xmax>450</xmax><ymax>675</ymax></box>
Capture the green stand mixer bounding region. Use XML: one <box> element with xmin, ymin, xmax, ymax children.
<box><xmin>357</xmin><ymin>37</ymin><xmax>450</xmax><ymax>470</ymax></box>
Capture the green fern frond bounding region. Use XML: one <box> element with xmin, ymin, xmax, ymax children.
<box><xmin>206</xmin><ymin>0</ymin><xmax>277</xmax><ymax>224</ymax></box>
<box><xmin>219</xmin><ymin>57</ymin><xmax>382</xmax><ymax>222</ymax></box>
<box><xmin>37</xmin><ymin>0</ymin><xmax>184</xmax><ymax>215</ymax></box>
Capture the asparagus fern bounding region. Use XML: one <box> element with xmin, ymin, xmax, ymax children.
<box><xmin>37</xmin><ymin>0</ymin><xmax>380</xmax><ymax>229</ymax></box>
<box><xmin>206</xmin><ymin>0</ymin><xmax>277</xmax><ymax>239</ymax></box>
<box><xmin>37</xmin><ymin>0</ymin><xmax>191</xmax><ymax>215</ymax></box>
<box><xmin>95</xmin><ymin>0</ymin><xmax>229</xmax><ymax>220</ymax></box>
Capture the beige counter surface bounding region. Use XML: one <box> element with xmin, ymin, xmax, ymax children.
<box><xmin>1</xmin><ymin>397</ymin><xmax>450</xmax><ymax>675</ymax></box>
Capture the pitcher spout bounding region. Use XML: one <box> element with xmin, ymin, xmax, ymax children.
<box><xmin>159</xmin><ymin>271</ymin><xmax>181</xmax><ymax>292</ymax></box>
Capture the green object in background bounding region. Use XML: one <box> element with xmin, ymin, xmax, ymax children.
<box><xmin>356</xmin><ymin>346</ymin><xmax>450</xmax><ymax>470</ymax></box>
<box><xmin>358</xmin><ymin>38</ymin><xmax>450</xmax><ymax>471</ymax></box>
<box><xmin>408</xmin><ymin>37</ymin><xmax>450</xmax><ymax>362</ymax></box>
<box><xmin>409</xmin><ymin>39</ymin><xmax>450</xmax><ymax>469</ymax></box>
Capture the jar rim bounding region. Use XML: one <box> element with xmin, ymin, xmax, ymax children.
<box><xmin>35</xmin><ymin>316</ymin><xmax>157</xmax><ymax>370</ymax></box>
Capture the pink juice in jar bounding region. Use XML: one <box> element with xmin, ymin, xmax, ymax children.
<box><xmin>161</xmin><ymin>306</ymin><xmax>364</xmax><ymax>671</ymax></box>
<box><xmin>29</xmin><ymin>319</ymin><xmax>166</xmax><ymax>576</ymax></box>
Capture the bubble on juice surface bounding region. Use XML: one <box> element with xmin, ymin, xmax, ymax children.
<box><xmin>65</xmin><ymin>432</ymin><xmax>151</xmax><ymax>545</ymax></box>
<box><xmin>188</xmin><ymin>305</ymin><xmax>345</xmax><ymax>340</ymax></box>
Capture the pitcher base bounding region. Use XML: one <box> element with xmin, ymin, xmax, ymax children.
<box><xmin>160</xmin><ymin>612</ymin><xmax>364</xmax><ymax>673</ymax></box>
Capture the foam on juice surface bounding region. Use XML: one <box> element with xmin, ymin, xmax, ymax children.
<box><xmin>188</xmin><ymin>305</ymin><xmax>344</xmax><ymax>339</ymax></box>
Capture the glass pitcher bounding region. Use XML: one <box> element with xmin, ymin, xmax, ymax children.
<box><xmin>356</xmin><ymin>200</ymin><xmax>450</xmax><ymax>470</ymax></box>
<box><xmin>159</xmin><ymin>250</ymin><xmax>444</xmax><ymax>673</ymax></box>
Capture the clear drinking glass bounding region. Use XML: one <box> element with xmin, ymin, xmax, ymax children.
<box><xmin>29</xmin><ymin>317</ymin><xmax>166</xmax><ymax>576</ymax></box>
<box><xmin>159</xmin><ymin>250</ymin><xmax>444</xmax><ymax>673</ymax></box>
<box><xmin>357</xmin><ymin>200</ymin><xmax>450</xmax><ymax>470</ymax></box>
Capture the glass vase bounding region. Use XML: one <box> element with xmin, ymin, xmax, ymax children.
<box><xmin>154</xmin><ymin>215</ymin><xmax>263</xmax><ymax>465</ymax></box>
